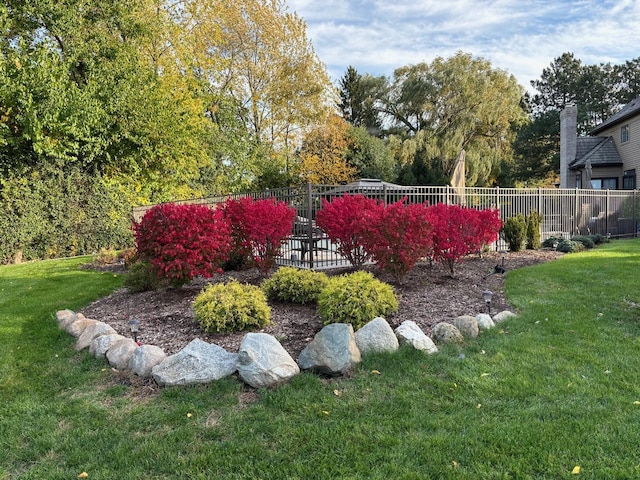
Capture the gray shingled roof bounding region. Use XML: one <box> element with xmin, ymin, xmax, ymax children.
<box><xmin>569</xmin><ymin>136</ymin><xmax>623</xmax><ymax>169</ymax></box>
<box><xmin>591</xmin><ymin>97</ymin><xmax>640</xmax><ymax>135</ymax></box>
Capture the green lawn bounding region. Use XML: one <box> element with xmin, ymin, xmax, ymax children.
<box><xmin>2</xmin><ymin>243</ymin><xmax>640</xmax><ymax>479</ymax></box>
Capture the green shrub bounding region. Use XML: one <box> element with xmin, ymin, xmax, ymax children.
<box><xmin>556</xmin><ymin>239</ymin><xmax>585</xmax><ymax>253</ymax></box>
<box><xmin>525</xmin><ymin>210</ymin><xmax>542</xmax><ymax>249</ymax></box>
<box><xmin>571</xmin><ymin>235</ymin><xmax>595</xmax><ymax>249</ymax></box>
<box><xmin>261</xmin><ymin>267</ymin><xmax>329</xmax><ymax>304</ymax></box>
<box><xmin>542</xmin><ymin>236</ymin><xmax>564</xmax><ymax>249</ymax></box>
<box><xmin>123</xmin><ymin>261</ymin><xmax>161</xmax><ymax>292</ymax></box>
<box><xmin>502</xmin><ymin>214</ymin><xmax>527</xmax><ymax>252</ymax></box>
<box><xmin>193</xmin><ymin>280</ymin><xmax>271</xmax><ymax>333</ymax></box>
<box><xmin>317</xmin><ymin>271</ymin><xmax>398</xmax><ymax>329</ymax></box>
<box><xmin>589</xmin><ymin>233</ymin><xmax>609</xmax><ymax>245</ymax></box>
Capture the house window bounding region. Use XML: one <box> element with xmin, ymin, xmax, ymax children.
<box><xmin>590</xmin><ymin>178</ymin><xmax>618</xmax><ymax>190</ymax></box>
<box><xmin>621</xmin><ymin>124</ymin><xmax>629</xmax><ymax>143</ymax></box>
<box><xmin>575</xmin><ymin>173</ymin><xmax>582</xmax><ymax>188</ymax></box>
<box><xmin>623</xmin><ymin>169</ymin><xmax>636</xmax><ymax>190</ymax></box>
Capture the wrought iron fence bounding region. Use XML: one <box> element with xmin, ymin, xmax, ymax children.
<box><xmin>132</xmin><ymin>184</ymin><xmax>639</xmax><ymax>270</ymax></box>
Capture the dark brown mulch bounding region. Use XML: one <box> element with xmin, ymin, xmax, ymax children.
<box><xmin>80</xmin><ymin>250</ymin><xmax>563</xmax><ymax>359</ymax></box>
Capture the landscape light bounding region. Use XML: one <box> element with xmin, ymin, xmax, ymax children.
<box><xmin>128</xmin><ymin>318</ymin><xmax>140</xmax><ymax>343</ymax></box>
<box><xmin>482</xmin><ymin>290</ymin><xmax>493</xmax><ymax>315</ymax></box>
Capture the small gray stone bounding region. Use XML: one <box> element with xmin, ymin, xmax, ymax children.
<box><xmin>129</xmin><ymin>345</ymin><xmax>166</xmax><ymax>377</ymax></box>
<box><xmin>355</xmin><ymin>317</ymin><xmax>399</xmax><ymax>355</ymax></box>
<box><xmin>237</xmin><ymin>333</ymin><xmax>299</xmax><ymax>388</ymax></box>
<box><xmin>476</xmin><ymin>313</ymin><xmax>495</xmax><ymax>330</ymax></box>
<box><xmin>493</xmin><ymin>310</ymin><xmax>517</xmax><ymax>324</ymax></box>
<box><xmin>431</xmin><ymin>322</ymin><xmax>464</xmax><ymax>345</ymax></box>
<box><xmin>90</xmin><ymin>333</ymin><xmax>127</xmax><ymax>358</ymax></box>
<box><xmin>76</xmin><ymin>322</ymin><xmax>117</xmax><ymax>351</ymax></box>
<box><xmin>394</xmin><ymin>321</ymin><xmax>438</xmax><ymax>354</ymax></box>
<box><xmin>106</xmin><ymin>338</ymin><xmax>138</xmax><ymax>370</ymax></box>
<box><xmin>298</xmin><ymin>323</ymin><xmax>361</xmax><ymax>375</ymax></box>
<box><xmin>452</xmin><ymin>315</ymin><xmax>479</xmax><ymax>339</ymax></box>
<box><xmin>153</xmin><ymin>338</ymin><xmax>238</xmax><ymax>386</ymax></box>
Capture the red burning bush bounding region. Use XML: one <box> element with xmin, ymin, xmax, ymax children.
<box><xmin>134</xmin><ymin>203</ymin><xmax>231</xmax><ymax>286</ymax></box>
<box><xmin>315</xmin><ymin>195</ymin><xmax>380</xmax><ymax>267</ymax></box>
<box><xmin>222</xmin><ymin>197</ymin><xmax>296</xmax><ymax>275</ymax></box>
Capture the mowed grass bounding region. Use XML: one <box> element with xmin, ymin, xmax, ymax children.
<box><xmin>2</xmin><ymin>243</ymin><xmax>640</xmax><ymax>479</ymax></box>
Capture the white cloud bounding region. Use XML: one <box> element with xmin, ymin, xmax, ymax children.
<box><xmin>287</xmin><ymin>0</ymin><xmax>640</xmax><ymax>93</ymax></box>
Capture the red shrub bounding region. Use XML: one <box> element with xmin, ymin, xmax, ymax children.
<box><xmin>426</xmin><ymin>204</ymin><xmax>502</xmax><ymax>275</ymax></box>
<box><xmin>222</xmin><ymin>197</ymin><xmax>296</xmax><ymax>275</ymax></box>
<box><xmin>133</xmin><ymin>203</ymin><xmax>231</xmax><ymax>285</ymax></box>
<box><xmin>315</xmin><ymin>195</ymin><xmax>380</xmax><ymax>267</ymax></box>
<box><xmin>364</xmin><ymin>199</ymin><xmax>433</xmax><ymax>281</ymax></box>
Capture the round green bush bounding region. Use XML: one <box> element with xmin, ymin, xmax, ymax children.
<box><xmin>571</xmin><ymin>235</ymin><xmax>595</xmax><ymax>249</ymax></box>
<box><xmin>317</xmin><ymin>271</ymin><xmax>398</xmax><ymax>329</ymax></box>
<box><xmin>556</xmin><ymin>239</ymin><xmax>585</xmax><ymax>253</ymax></box>
<box><xmin>261</xmin><ymin>267</ymin><xmax>329</xmax><ymax>304</ymax></box>
<box><xmin>193</xmin><ymin>280</ymin><xmax>271</xmax><ymax>333</ymax></box>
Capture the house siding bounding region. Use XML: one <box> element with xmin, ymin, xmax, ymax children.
<box><xmin>595</xmin><ymin>116</ymin><xmax>640</xmax><ymax>187</ymax></box>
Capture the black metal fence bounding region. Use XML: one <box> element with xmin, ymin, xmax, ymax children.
<box><xmin>133</xmin><ymin>184</ymin><xmax>639</xmax><ymax>270</ymax></box>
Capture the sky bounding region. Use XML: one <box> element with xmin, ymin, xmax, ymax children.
<box><xmin>285</xmin><ymin>0</ymin><xmax>640</xmax><ymax>94</ymax></box>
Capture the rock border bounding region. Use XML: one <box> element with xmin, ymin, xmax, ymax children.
<box><xmin>55</xmin><ymin>309</ymin><xmax>516</xmax><ymax>388</ymax></box>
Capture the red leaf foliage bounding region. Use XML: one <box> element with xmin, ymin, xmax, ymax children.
<box><xmin>222</xmin><ymin>197</ymin><xmax>296</xmax><ymax>275</ymax></box>
<box><xmin>426</xmin><ymin>204</ymin><xmax>501</xmax><ymax>275</ymax></box>
<box><xmin>364</xmin><ymin>199</ymin><xmax>433</xmax><ymax>280</ymax></box>
<box><xmin>315</xmin><ymin>195</ymin><xmax>379</xmax><ymax>267</ymax></box>
<box><xmin>133</xmin><ymin>203</ymin><xmax>231</xmax><ymax>285</ymax></box>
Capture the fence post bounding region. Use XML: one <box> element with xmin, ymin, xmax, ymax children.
<box><xmin>307</xmin><ymin>182</ymin><xmax>314</xmax><ymax>269</ymax></box>
<box><xmin>605</xmin><ymin>189</ymin><xmax>610</xmax><ymax>236</ymax></box>
<box><xmin>537</xmin><ymin>187</ymin><xmax>542</xmax><ymax>215</ymax></box>
<box><xmin>383</xmin><ymin>184</ymin><xmax>388</xmax><ymax>205</ymax></box>
<box><xmin>631</xmin><ymin>190</ymin><xmax>638</xmax><ymax>238</ymax></box>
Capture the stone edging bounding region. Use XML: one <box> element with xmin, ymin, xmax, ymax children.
<box><xmin>55</xmin><ymin>309</ymin><xmax>517</xmax><ymax>388</ymax></box>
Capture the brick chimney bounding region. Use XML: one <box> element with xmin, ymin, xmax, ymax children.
<box><xmin>560</xmin><ymin>104</ymin><xmax>577</xmax><ymax>188</ymax></box>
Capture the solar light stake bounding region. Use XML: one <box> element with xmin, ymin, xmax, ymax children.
<box><xmin>128</xmin><ymin>318</ymin><xmax>140</xmax><ymax>343</ymax></box>
<box><xmin>482</xmin><ymin>290</ymin><xmax>493</xmax><ymax>315</ymax></box>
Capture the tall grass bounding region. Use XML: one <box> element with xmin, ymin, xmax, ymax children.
<box><xmin>2</xmin><ymin>243</ymin><xmax>640</xmax><ymax>479</ymax></box>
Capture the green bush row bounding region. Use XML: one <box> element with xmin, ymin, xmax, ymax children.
<box><xmin>191</xmin><ymin>267</ymin><xmax>398</xmax><ymax>333</ymax></box>
<box><xmin>0</xmin><ymin>165</ymin><xmax>133</xmax><ymax>264</ymax></box>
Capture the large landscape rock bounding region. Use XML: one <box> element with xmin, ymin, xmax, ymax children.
<box><xmin>452</xmin><ymin>315</ymin><xmax>479</xmax><ymax>339</ymax></box>
<box><xmin>90</xmin><ymin>333</ymin><xmax>127</xmax><ymax>358</ymax></box>
<box><xmin>76</xmin><ymin>322</ymin><xmax>117</xmax><ymax>351</ymax></box>
<box><xmin>152</xmin><ymin>338</ymin><xmax>238</xmax><ymax>387</ymax></box>
<box><xmin>56</xmin><ymin>309</ymin><xmax>77</xmax><ymax>330</ymax></box>
<box><xmin>237</xmin><ymin>333</ymin><xmax>299</xmax><ymax>388</ymax></box>
<box><xmin>476</xmin><ymin>313</ymin><xmax>496</xmax><ymax>330</ymax></box>
<box><xmin>66</xmin><ymin>316</ymin><xmax>98</xmax><ymax>337</ymax></box>
<box><xmin>129</xmin><ymin>345</ymin><xmax>166</xmax><ymax>377</ymax></box>
<box><xmin>493</xmin><ymin>310</ymin><xmax>517</xmax><ymax>324</ymax></box>
<box><xmin>106</xmin><ymin>338</ymin><xmax>138</xmax><ymax>370</ymax></box>
<box><xmin>394</xmin><ymin>321</ymin><xmax>438</xmax><ymax>354</ymax></box>
<box><xmin>431</xmin><ymin>322</ymin><xmax>464</xmax><ymax>345</ymax></box>
<box><xmin>298</xmin><ymin>323</ymin><xmax>361</xmax><ymax>375</ymax></box>
<box><xmin>355</xmin><ymin>317</ymin><xmax>399</xmax><ymax>355</ymax></box>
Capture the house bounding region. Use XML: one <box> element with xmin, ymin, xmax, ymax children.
<box><xmin>560</xmin><ymin>99</ymin><xmax>640</xmax><ymax>189</ymax></box>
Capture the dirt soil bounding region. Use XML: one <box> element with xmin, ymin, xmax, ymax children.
<box><xmin>80</xmin><ymin>250</ymin><xmax>563</xmax><ymax>359</ymax></box>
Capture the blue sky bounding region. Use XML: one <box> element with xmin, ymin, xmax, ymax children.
<box><xmin>286</xmin><ymin>0</ymin><xmax>640</xmax><ymax>93</ymax></box>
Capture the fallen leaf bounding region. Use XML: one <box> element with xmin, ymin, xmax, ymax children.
<box><xmin>322</xmin><ymin>410</ymin><xmax>330</xmax><ymax>415</ymax></box>
<box><xmin>333</xmin><ymin>389</ymin><xmax>341</xmax><ymax>396</ymax></box>
<box><xmin>480</xmin><ymin>372</ymin><xmax>490</xmax><ymax>377</ymax></box>
<box><xmin>187</xmin><ymin>413</ymin><xmax>193</xmax><ymax>418</ymax></box>
<box><xmin>571</xmin><ymin>465</ymin><xmax>581</xmax><ymax>474</ymax></box>
<box><xmin>452</xmin><ymin>461</ymin><xmax>459</xmax><ymax>468</ymax></box>
<box><xmin>633</xmin><ymin>401</ymin><xmax>640</xmax><ymax>405</ymax></box>
<box><xmin>78</xmin><ymin>472</ymin><xmax>88</xmax><ymax>479</ymax></box>
<box><xmin>371</xmin><ymin>370</ymin><xmax>381</xmax><ymax>375</ymax></box>
<box><xmin>476</xmin><ymin>403</ymin><xmax>482</xmax><ymax>409</ymax></box>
